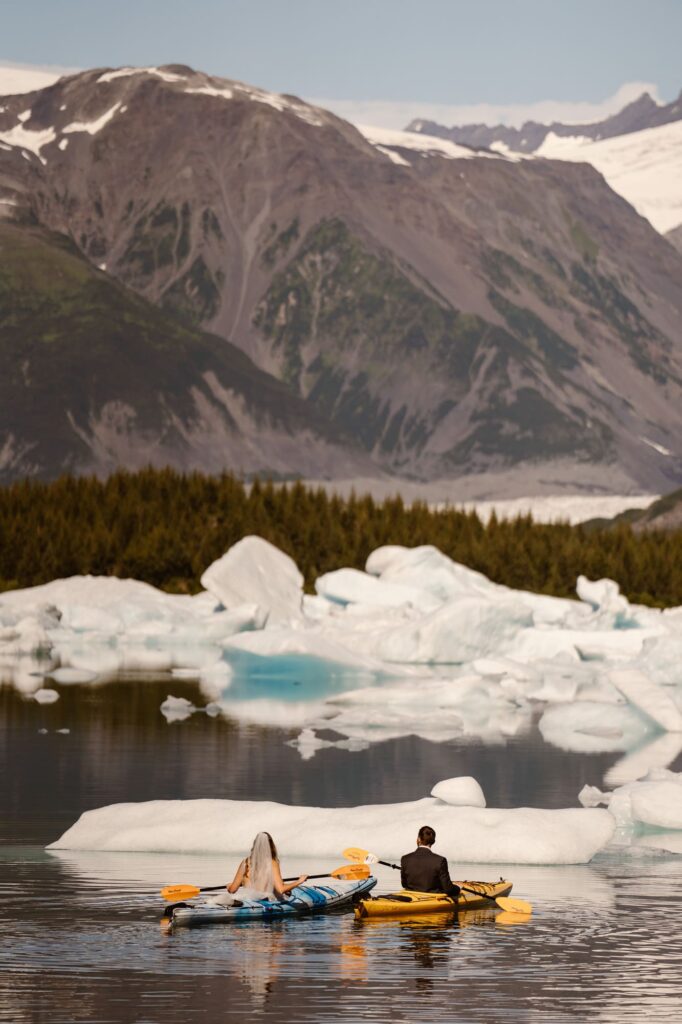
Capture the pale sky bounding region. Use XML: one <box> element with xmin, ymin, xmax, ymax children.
<box><xmin>2</xmin><ymin>0</ymin><xmax>680</xmax><ymax>128</ymax></box>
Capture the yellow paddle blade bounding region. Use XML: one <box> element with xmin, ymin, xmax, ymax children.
<box><xmin>342</xmin><ymin>847</ymin><xmax>371</xmax><ymax>863</ymax></box>
<box><xmin>332</xmin><ymin>863</ymin><xmax>370</xmax><ymax>880</ymax></box>
<box><xmin>495</xmin><ymin>896</ymin><xmax>533</xmax><ymax>915</ymax></box>
<box><xmin>160</xmin><ymin>883</ymin><xmax>201</xmax><ymax>901</ymax></box>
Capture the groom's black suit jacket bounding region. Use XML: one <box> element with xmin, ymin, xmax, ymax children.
<box><xmin>400</xmin><ymin>846</ymin><xmax>460</xmax><ymax>897</ymax></box>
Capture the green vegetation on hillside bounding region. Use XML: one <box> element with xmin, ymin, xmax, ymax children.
<box><xmin>1</xmin><ymin>470</ymin><xmax>681</xmax><ymax>608</ymax></box>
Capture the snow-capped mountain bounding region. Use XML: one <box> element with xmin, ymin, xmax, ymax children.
<box><xmin>407</xmin><ymin>89</ymin><xmax>682</xmax><ymax>155</ymax></box>
<box><xmin>406</xmin><ymin>89</ymin><xmax>682</xmax><ymax>244</ymax></box>
<box><xmin>2</xmin><ymin>65</ymin><xmax>682</xmax><ymax>489</ymax></box>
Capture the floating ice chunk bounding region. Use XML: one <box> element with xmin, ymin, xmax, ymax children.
<box><xmin>207</xmin><ymin>697</ymin><xmax>328</xmax><ymax>730</ymax></box>
<box><xmin>580</xmin><ymin>769</ymin><xmax>682</xmax><ymax>830</ymax></box>
<box><xmin>539</xmin><ymin>701</ymin><xmax>654</xmax><ymax>753</ymax></box>
<box><xmin>633</xmin><ymin>833</ymin><xmax>682</xmax><ymax>855</ymax></box>
<box><xmin>610</xmin><ymin>669</ymin><xmax>682</xmax><ymax>732</ymax></box>
<box><xmin>504</xmin><ymin>628</ymin><xmax>580</xmax><ymax>663</ymax></box>
<box><xmin>367</xmin><ymin>545</ymin><xmax>496</xmax><ymax>603</ymax></box>
<box><xmin>0</xmin><ymin>616</ymin><xmax>53</xmax><ymax>655</ymax></box>
<box><xmin>58</xmin><ymin>604</ymin><xmax>123</xmax><ymax>633</ymax></box>
<box><xmin>526</xmin><ymin>673</ymin><xmax>579</xmax><ymax>703</ymax></box>
<box><xmin>431</xmin><ymin>777</ymin><xmax>486</xmax><ymax>807</ymax></box>
<box><xmin>315</xmin><ymin>567</ymin><xmax>439</xmax><ymax>611</ymax></box>
<box><xmin>33</xmin><ymin>688</ymin><xmax>60</xmax><ymax>704</ymax></box>
<box><xmin>577</xmin><ymin>576</ymin><xmax>629</xmax><ymax>614</ymax></box>
<box><xmin>631</xmin><ymin>781</ymin><xmax>682</xmax><ymax>829</ymax></box>
<box><xmin>200</xmin><ymin>604</ymin><xmax>268</xmax><ymax>640</ymax></box>
<box><xmin>636</xmin><ymin>635</ymin><xmax>682</xmax><ymax>687</ymax></box>
<box><xmin>49</xmin><ymin>788</ymin><xmax>615</xmax><ymax>863</ymax></box>
<box><xmin>201</xmin><ymin>536</ymin><xmax>303</xmax><ymax>624</ymax></box>
<box><xmin>287</xmin><ymin>728</ymin><xmax>369</xmax><ymax>760</ymax></box>
<box><xmin>370</xmin><ymin>597</ymin><xmax>532</xmax><ymax>663</ymax></box>
<box><xmin>160</xmin><ymin>695</ymin><xmax>196</xmax><ymax>723</ymax></box>
<box><xmin>48</xmin><ymin>667</ymin><xmax>98</xmax><ymax>684</ymax></box>
<box><xmin>604</xmin><ymin>733</ymin><xmax>682</xmax><ymax>787</ymax></box>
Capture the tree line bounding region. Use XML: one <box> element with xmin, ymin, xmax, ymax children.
<box><xmin>0</xmin><ymin>469</ymin><xmax>680</xmax><ymax>607</ymax></box>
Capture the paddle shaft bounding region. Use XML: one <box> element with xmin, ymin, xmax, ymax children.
<box><xmin>179</xmin><ymin>872</ymin><xmax>342</xmax><ymax>895</ymax></box>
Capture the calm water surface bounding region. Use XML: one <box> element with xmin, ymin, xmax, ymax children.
<box><xmin>2</xmin><ymin>679</ymin><xmax>682</xmax><ymax>1022</ymax></box>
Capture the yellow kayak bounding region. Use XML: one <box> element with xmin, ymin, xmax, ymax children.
<box><xmin>354</xmin><ymin>879</ymin><xmax>512</xmax><ymax>919</ymax></box>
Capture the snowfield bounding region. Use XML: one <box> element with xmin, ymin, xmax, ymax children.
<box><xmin>2</xmin><ymin>531</ymin><xmax>682</xmax><ymax>865</ymax></box>
<box><xmin>537</xmin><ymin>120</ymin><xmax>682</xmax><ymax>234</ymax></box>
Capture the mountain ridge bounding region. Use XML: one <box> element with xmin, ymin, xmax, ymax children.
<box><xmin>2</xmin><ymin>65</ymin><xmax>682</xmax><ymax>490</ymax></box>
<box><xmin>406</xmin><ymin>88</ymin><xmax>682</xmax><ymax>154</ymax></box>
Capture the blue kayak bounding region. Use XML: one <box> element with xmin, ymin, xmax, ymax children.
<box><xmin>165</xmin><ymin>875</ymin><xmax>377</xmax><ymax>927</ymax></box>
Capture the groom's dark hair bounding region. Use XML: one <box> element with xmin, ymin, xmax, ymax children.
<box><xmin>418</xmin><ymin>825</ymin><xmax>436</xmax><ymax>846</ymax></box>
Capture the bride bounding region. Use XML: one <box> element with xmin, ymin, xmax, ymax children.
<box><xmin>215</xmin><ymin>832</ymin><xmax>308</xmax><ymax>903</ymax></box>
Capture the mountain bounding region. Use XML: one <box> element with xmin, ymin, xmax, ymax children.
<box><xmin>0</xmin><ymin>218</ymin><xmax>373</xmax><ymax>480</ymax></box>
<box><xmin>406</xmin><ymin>89</ymin><xmax>682</xmax><ymax>154</ymax></box>
<box><xmin>2</xmin><ymin>65</ymin><xmax>682</xmax><ymax>490</ymax></box>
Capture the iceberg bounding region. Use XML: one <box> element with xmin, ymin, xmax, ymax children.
<box><xmin>610</xmin><ymin>669</ymin><xmax>682</xmax><ymax>732</ymax></box>
<box><xmin>201</xmin><ymin>535</ymin><xmax>303</xmax><ymax>623</ymax></box>
<box><xmin>580</xmin><ymin>769</ymin><xmax>682</xmax><ymax>831</ymax></box>
<box><xmin>367</xmin><ymin>597</ymin><xmax>532</xmax><ymax>663</ymax></box>
<box><xmin>49</xmin><ymin>781</ymin><xmax>615</xmax><ymax>864</ymax></box>
<box><xmin>315</xmin><ymin>567</ymin><xmax>439</xmax><ymax>612</ymax></box>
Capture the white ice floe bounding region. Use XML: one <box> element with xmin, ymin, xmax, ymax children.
<box><xmin>201</xmin><ymin>535</ymin><xmax>302</xmax><ymax>624</ymax></box>
<box><xmin>315</xmin><ymin>567</ymin><xmax>440</xmax><ymax>611</ymax></box>
<box><xmin>49</xmin><ymin>779</ymin><xmax>615</xmax><ymax>863</ymax></box>
<box><xmin>286</xmin><ymin>728</ymin><xmax>369</xmax><ymax>760</ymax></box>
<box><xmin>33</xmin><ymin>688</ymin><xmax>60</xmax><ymax>704</ymax></box>
<box><xmin>609</xmin><ymin>669</ymin><xmax>682</xmax><ymax>732</ymax></box>
<box><xmin>539</xmin><ymin>702</ymin><xmax>654</xmax><ymax>754</ymax></box>
<box><xmin>160</xmin><ymin>695</ymin><xmax>196</xmax><ymax>723</ymax></box>
<box><xmin>580</xmin><ymin>768</ymin><xmax>682</xmax><ymax>832</ymax></box>
<box><xmin>431</xmin><ymin>776</ymin><xmax>486</xmax><ymax>807</ymax></box>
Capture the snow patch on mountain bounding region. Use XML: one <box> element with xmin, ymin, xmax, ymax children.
<box><xmin>63</xmin><ymin>101</ymin><xmax>123</xmax><ymax>136</ymax></box>
<box><xmin>97</xmin><ymin>67</ymin><xmax>186</xmax><ymax>85</ymax></box>
<box><xmin>358</xmin><ymin>124</ymin><xmax>502</xmax><ymax>162</ymax></box>
<box><xmin>537</xmin><ymin>120</ymin><xmax>682</xmax><ymax>233</ymax></box>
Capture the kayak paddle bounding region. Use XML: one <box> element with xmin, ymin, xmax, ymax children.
<box><xmin>342</xmin><ymin>846</ymin><xmax>532</xmax><ymax>915</ymax></box>
<box><xmin>161</xmin><ymin>862</ymin><xmax>370</xmax><ymax>901</ymax></box>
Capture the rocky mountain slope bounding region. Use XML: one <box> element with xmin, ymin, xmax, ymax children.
<box><xmin>407</xmin><ymin>89</ymin><xmax>682</xmax><ymax>154</ymax></box>
<box><xmin>2</xmin><ymin>65</ymin><xmax>682</xmax><ymax>489</ymax></box>
<box><xmin>0</xmin><ymin>218</ymin><xmax>372</xmax><ymax>480</ymax></box>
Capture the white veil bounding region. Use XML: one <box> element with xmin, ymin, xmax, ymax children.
<box><xmin>247</xmin><ymin>832</ymin><xmax>276</xmax><ymax>896</ymax></box>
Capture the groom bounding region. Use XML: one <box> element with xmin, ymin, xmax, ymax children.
<box><xmin>401</xmin><ymin>825</ymin><xmax>461</xmax><ymax>898</ymax></box>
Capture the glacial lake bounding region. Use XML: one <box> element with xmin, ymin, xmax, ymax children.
<box><xmin>2</xmin><ymin>677</ymin><xmax>682</xmax><ymax>1023</ymax></box>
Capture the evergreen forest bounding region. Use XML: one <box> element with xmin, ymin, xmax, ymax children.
<box><xmin>0</xmin><ymin>470</ymin><xmax>681</xmax><ymax>608</ymax></box>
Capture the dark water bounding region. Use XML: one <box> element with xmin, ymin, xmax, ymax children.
<box><xmin>2</xmin><ymin>679</ymin><xmax>682</xmax><ymax>1023</ymax></box>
